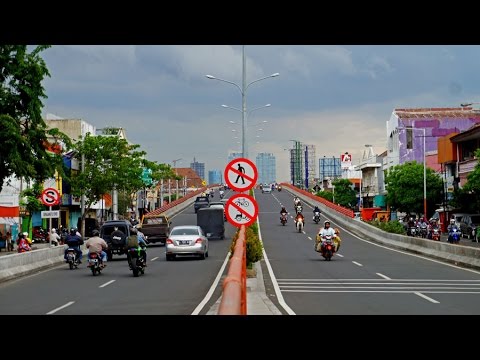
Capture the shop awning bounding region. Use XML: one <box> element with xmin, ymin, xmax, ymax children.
<box><xmin>0</xmin><ymin>206</ymin><xmax>19</xmax><ymax>217</ymax></box>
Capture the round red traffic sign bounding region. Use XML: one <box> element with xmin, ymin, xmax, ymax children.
<box><xmin>224</xmin><ymin>157</ymin><xmax>258</xmax><ymax>192</ymax></box>
<box><xmin>41</xmin><ymin>188</ymin><xmax>61</xmax><ymax>206</ymax></box>
<box><xmin>225</xmin><ymin>193</ymin><xmax>258</xmax><ymax>227</ymax></box>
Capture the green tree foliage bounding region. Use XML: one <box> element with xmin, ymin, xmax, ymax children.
<box><xmin>70</xmin><ymin>133</ymin><xmax>151</xmax><ymax>221</ymax></box>
<box><xmin>385</xmin><ymin>161</ymin><xmax>443</xmax><ymax>217</ymax></box>
<box><xmin>331</xmin><ymin>178</ymin><xmax>357</xmax><ymax>208</ymax></box>
<box><xmin>456</xmin><ymin>148</ymin><xmax>480</xmax><ymax>212</ymax></box>
<box><xmin>0</xmin><ymin>45</ymin><xmax>71</xmax><ymax>192</ymax></box>
<box><xmin>316</xmin><ymin>190</ymin><xmax>333</xmax><ymax>202</ymax></box>
<box><xmin>229</xmin><ymin>223</ymin><xmax>263</xmax><ymax>269</ymax></box>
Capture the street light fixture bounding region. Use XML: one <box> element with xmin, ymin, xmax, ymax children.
<box><xmin>206</xmin><ymin>45</ymin><xmax>279</xmax><ymax>159</ymax></box>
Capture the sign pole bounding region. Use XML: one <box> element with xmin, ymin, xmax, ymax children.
<box><xmin>49</xmin><ymin>205</ymin><xmax>52</xmax><ymax>246</ymax></box>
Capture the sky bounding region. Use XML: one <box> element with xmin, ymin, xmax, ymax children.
<box><xmin>39</xmin><ymin>45</ymin><xmax>480</xmax><ymax>182</ymax></box>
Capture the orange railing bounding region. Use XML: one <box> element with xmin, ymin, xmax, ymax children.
<box><xmin>218</xmin><ymin>225</ymin><xmax>247</xmax><ymax>315</ymax></box>
<box><xmin>282</xmin><ymin>183</ymin><xmax>354</xmax><ymax>218</ymax></box>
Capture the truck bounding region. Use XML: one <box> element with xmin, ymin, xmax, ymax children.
<box><xmin>139</xmin><ymin>214</ymin><xmax>171</xmax><ymax>245</ymax></box>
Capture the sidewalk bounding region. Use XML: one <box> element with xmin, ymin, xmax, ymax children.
<box><xmin>206</xmin><ymin>260</ymin><xmax>282</xmax><ymax>315</ymax></box>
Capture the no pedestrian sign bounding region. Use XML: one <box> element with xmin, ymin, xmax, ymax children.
<box><xmin>224</xmin><ymin>157</ymin><xmax>258</xmax><ymax>192</ymax></box>
<box><xmin>225</xmin><ymin>194</ymin><xmax>258</xmax><ymax>227</ymax></box>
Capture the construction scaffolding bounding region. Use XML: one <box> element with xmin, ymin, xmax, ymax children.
<box><xmin>289</xmin><ymin>142</ymin><xmax>316</xmax><ymax>190</ymax></box>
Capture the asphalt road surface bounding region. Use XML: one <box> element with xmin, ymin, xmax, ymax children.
<box><xmin>255</xmin><ymin>188</ymin><xmax>480</xmax><ymax>315</ymax></box>
<box><xmin>0</xmin><ymin>191</ymin><xmax>235</xmax><ymax>315</ymax></box>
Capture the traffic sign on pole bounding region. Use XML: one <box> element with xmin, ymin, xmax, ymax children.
<box><xmin>40</xmin><ymin>188</ymin><xmax>61</xmax><ymax>206</ymax></box>
<box><xmin>225</xmin><ymin>193</ymin><xmax>258</xmax><ymax>227</ymax></box>
<box><xmin>224</xmin><ymin>157</ymin><xmax>258</xmax><ymax>192</ymax></box>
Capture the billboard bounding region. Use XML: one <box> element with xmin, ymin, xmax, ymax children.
<box><xmin>341</xmin><ymin>153</ymin><xmax>352</xmax><ymax>169</ymax></box>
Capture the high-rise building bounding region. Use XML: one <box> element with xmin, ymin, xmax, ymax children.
<box><xmin>190</xmin><ymin>157</ymin><xmax>205</xmax><ymax>181</ymax></box>
<box><xmin>208</xmin><ymin>170</ymin><xmax>222</xmax><ymax>185</ymax></box>
<box><xmin>228</xmin><ymin>152</ymin><xmax>243</xmax><ymax>163</ymax></box>
<box><xmin>256</xmin><ymin>152</ymin><xmax>276</xmax><ymax>185</ymax></box>
<box><xmin>288</xmin><ymin>142</ymin><xmax>316</xmax><ymax>189</ymax></box>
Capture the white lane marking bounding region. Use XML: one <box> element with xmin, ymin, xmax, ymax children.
<box><xmin>352</xmin><ymin>261</ymin><xmax>363</xmax><ymax>267</ymax></box>
<box><xmin>191</xmin><ymin>252</ymin><xmax>230</xmax><ymax>315</ymax></box>
<box><xmin>99</xmin><ymin>280</ymin><xmax>116</xmax><ymax>288</ymax></box>
<box><xmin>277</xmin><ymin>278</ymin><xmax>480</xmax><ymax>282</ymax></box>
<box><xmin>377</xmin><ymin>273</ymin><xmax>391</xmax><ymax>280</ymax></box>
<box><xmin>414</xmin><ymin>292</ymin><xmax>440</xmax><ymax>303</ymax></box>
<box><xmin>150</xmin><ymin>257</ymin><xmax>159</xmax><ymax>261</ymax></box>
<box><xmin>281</xmin><ymin>290</ymin><xmax>480</xmax><ymax>294</ymax></box>
<box><xmin>336</xmin><ymin>254</ymin><xmax>344</xmax><ymax>257</ymax></box>
<box><xmin>46</xmin><ymin>301</ymin><xmax>75</xmax><ymax>315</ymax></box>
<box><xmin>302</xmin><ymin>231</ymin><xmax>306</xmax><ymax>234</ymax></box>
<box><xmin>339</xmin><ymin>223</ymin><xmax>480</xmax><ymax>275</ymax></box>
<box><xmin>280</xmin><ymin>285</ymin><xmax>480</xmax><ymax>289</ymax></box>
<box><xmin>257</xmin><ymin>217</ymin><xmax>296</xmax><ymax>315</ymax></box>
<box><xmin>307</xmin><ymin>236</ymin><xmax>312</xmax><ymax>241</ymax></box>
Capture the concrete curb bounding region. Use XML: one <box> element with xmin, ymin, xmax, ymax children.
<box><xmin>284</xmin><ymin>187</ymin><xmax>480</xmax><ymax>270</ymax></box>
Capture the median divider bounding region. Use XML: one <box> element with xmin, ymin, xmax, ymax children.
<box><xmin>283</xmin><ymin>185</ymin><xmax>480</xmax><ymax>270</ymax></box>
<box><xmin>218</xmin><ymin>225</ymin><xmax>247</xmax><ymax>315</ymax></box>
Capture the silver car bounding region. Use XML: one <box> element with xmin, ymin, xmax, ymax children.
<box><xmin>166</xmin><ymin>225</ymin><xmax>208</xmax><ymax>261</ymax></box>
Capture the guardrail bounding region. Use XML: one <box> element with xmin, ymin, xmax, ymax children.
<box><xmin>218</xmin><ymin>225</ymin><xmax>247</xmax><ymax>315</ymax></box>
<box><xmin>281</xmin><ymin>183</ymin><xmax>354</xmax><ymax>218</ymax></box>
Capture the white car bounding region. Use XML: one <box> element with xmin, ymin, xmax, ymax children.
<box><xmin>166</xmin><ymin>225</ymin><xmax>208</xmax><ymax>261</ymax></box>
<box><xmin>262</xmin><ymin>186</ymin><xmax>272</xmax><ymax>194</ymax></box>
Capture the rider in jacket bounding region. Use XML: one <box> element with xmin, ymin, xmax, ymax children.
<box><xmin>64</xmin><ymin>228</ymin><xmax>83</xmax><ymax>264</ymax></box>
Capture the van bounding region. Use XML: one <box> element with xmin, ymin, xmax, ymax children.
<box><xmin>197</xmin><ymin>208</ymin><xmax>225</xmax><ymax>240</ymax></box>
<box><xmin>100</xmin><ymin>220</ymin><xmax>132</xmax><ymax>260</ymax></box>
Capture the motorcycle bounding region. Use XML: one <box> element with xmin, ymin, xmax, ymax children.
<box><xmin>128</xmin><ymin>247</ymin><xmax>146</xmax><ymax>277</ymax></box>
<box><xmin>448</xmin><ymin>228</ymin><xmax>460</xmax><ymax>244</ymax></box>
<box><xmin>87</xmin><ymin>252</ymin><xmax>103</xmax><ymax>276</ymax></box>
<box><xmin>219</xmin><ymin>191</ymin><xmax>224</xmax><ymax>199</ymax></box>
<box><xmin>419</xmin><ymin>224</ymin><xmax>428</xmax><ymax>238</ymax></box>
<box><xmin>320</xmin><ymin>234</ymin><xmax>335</xmax><ymax>261</ymax></box>
<box><xmin>313</xmin><ymin>211</ymin><xmax>321</xmax><ymax>224</ymax></box>
<box><xmin>431</xmin><ymin>227</ymin><xmax>440</xmax><ymax>241</ymax></box>
<box><xmin>295</xmin><ymin>218</ymin><xmax>304</xmax><ymax>233</ymax></box>
<box><xmin>408</xmin><ymin>226</ymin><xmax>417</xmax><ymax>237</ymax></box>
<box><xmin>280</xmin><ymin>213</ymin><xmax>288</xmax><ymax>226</ymax></box>
<box><xmin>295</xmin><ymin>205</ymin><xmax>303</xmax><ymax>214</ymax></box>
<box><xmin>277</xmin><ymin>186</ymin><xmax>282</xmax><ymax>192</ymax></box>
<box><xmin>66</xmin><ymin>248</ymin><xmax>80</xmax><ymax>270</ymax></box>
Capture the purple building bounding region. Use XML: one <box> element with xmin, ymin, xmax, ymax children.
<box><xmin>385</xmin><ymin>107</ymin><xmax>480</xmax><ymax>171</ymax></box>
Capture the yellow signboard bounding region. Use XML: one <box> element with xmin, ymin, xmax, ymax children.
<box><xmin>202</xmin><ymin>180</ymin><xmax>206</xmax><ymax>186</ymax></box>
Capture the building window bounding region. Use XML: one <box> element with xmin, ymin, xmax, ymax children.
<box><xmin>406</xmin><ymin>127</ymin><xmax>413</xmax><ymax>149</ymax></box>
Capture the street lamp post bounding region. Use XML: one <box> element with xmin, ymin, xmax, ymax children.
<box><xmin>206</xmin><ymin>46</ymin><xmax>278</xmax><ymax>159</ymax></box>
<box><xmin>172</xmin><ymin>158</ymin><xmax>182</xmax><ymax>201</ymax></box>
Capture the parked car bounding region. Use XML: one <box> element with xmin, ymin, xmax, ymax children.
<box><xmin>165</xmin><ymin>225</ymin><xmax>208</xmax><ymax>261</ymax></box>
<box><xmin>459</xmin><ymin>214</ymin><xmax>480</xmax><ymax>239</ymax></box>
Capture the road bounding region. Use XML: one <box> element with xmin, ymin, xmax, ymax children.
<box><xmin>0</xmin><ymin>192</ymin><xmax>235</xmax><ymax>315</ymax></box>
<box><xmin>255</xmin><ymin>189</ymin><xmax>480</xmax><ymax>315</ymax></box>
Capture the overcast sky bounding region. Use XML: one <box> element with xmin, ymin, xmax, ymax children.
<box><xmin>40</xmin><ymin>45</ymin><xmax>480</xmax><ymax>182</ymax></box>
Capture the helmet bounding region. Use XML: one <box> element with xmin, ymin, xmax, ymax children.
<box><xmin>324</xmin><ymin>220</ymin><xmax>331</xmax><ymax>226</ymax></box>
<box><xmin>130</xmin><ymin>226</ymin><xmax>137</xmax><ymax>234</ymax></box>
<box><xmin>51</xmin><ymin>228</ymin><xmax>56</xmax><ymax>233</ymax></box>
<box><xmin>91</xmin><ymin>229</ymin><xmax>100</xmax><ymax>237</ymax></box>
<box><xmin>450</xmin><ymin>219</ymin><xmax>455</xmax><ymax>224</ymax></box>
<box><xmin>70</xmin><ymin>228</ymin><xmax>77</xmax><ymax>235</ymax></box>
<box><xmin>23</xmin><ymin>232</ymin><xmax>28</xmax><ymax>237</ymax></box>
<box><xmin>281</xmin><ymin>206</ymin><xmax>286</xmax><ymax>210</ymax></box>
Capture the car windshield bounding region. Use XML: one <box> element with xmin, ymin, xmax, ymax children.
<box><xmin>170</xmin><ymin>228</ymin><xmax>199</xmax><ymax>236</ymax></box>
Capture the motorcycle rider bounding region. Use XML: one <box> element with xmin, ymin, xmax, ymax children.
<box><xmin>313</xmin><ymin>205</ymin><xmax>321</xmax><ymax>219</ymax></box>
<box><xmin>316</xmin><ymin>220</ymin><xmax>337</xmax><ymax>252</ymax></box>
<box><xmin>447</xmin><ymin>218</ymin><xmax>460</xmax><ymax>243</ymax></box>
<box><xmin>293</xmin><ymin>196</ymin><xmax>300</xmax><ymax>207</ymax></box>
<box><xmin>125</xmin><ymin>227</ymin><xmax>147</xmax><ymax>269</ymax></box>
<box><xmin>85</xmin><ymin>229</ymin><xmax>108</xmax><ymax>268</ymax></box>
<box><xmin>64</xmin><ymin>228</ymin><xmax>83</xmax><ymax>264</ymax></box>
<box><xmin>428</xmin><ymin>219</ymin><xmax>440</xmax><ymax>240</ymax></box>
<box><xmin>294</xmin><ymin>212</ymin><xmax>305</xmax><ymax>227</ymax></box>
<box><xmin>17</xmin><ymin>233</ymin><xmax>31</xmax><ymax>253</ymax></box>
<box><xmin>49</xmin><ymin>228</ymin><xmax>61</xmax><ymax>247</ymax></box>
<box><xmin>280</xmin><ymin>206</ymin><xmax>288</xmax><ymax>223</ymax></box>
<box><xmin>219</xmin><ymin>189</ymin><xmax>225</xmax><ymax>198</ymax></box>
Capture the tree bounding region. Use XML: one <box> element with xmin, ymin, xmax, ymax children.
<box><xmin>69</xmin><ymin>133</ymin><xmax>151</xmax><ymax>223</ymax></box>
<box><xmin>456</xmin><ymin>148</ymin><xmax>480</xmax><ymax>211</ymax></box>
<box><xmin>331</xmin><ymin>178</ymin><xmax>357</xmax><ymax>208</ymax></box>
<box><xmin>385</xmin><ymin>161</ymin><xmax>443</xmax><ymax>216</ymax></box>
<box><xmin>0</xmin><ymin>45</ymin><xmax>71</xmax><ymax>192</ymax></box>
